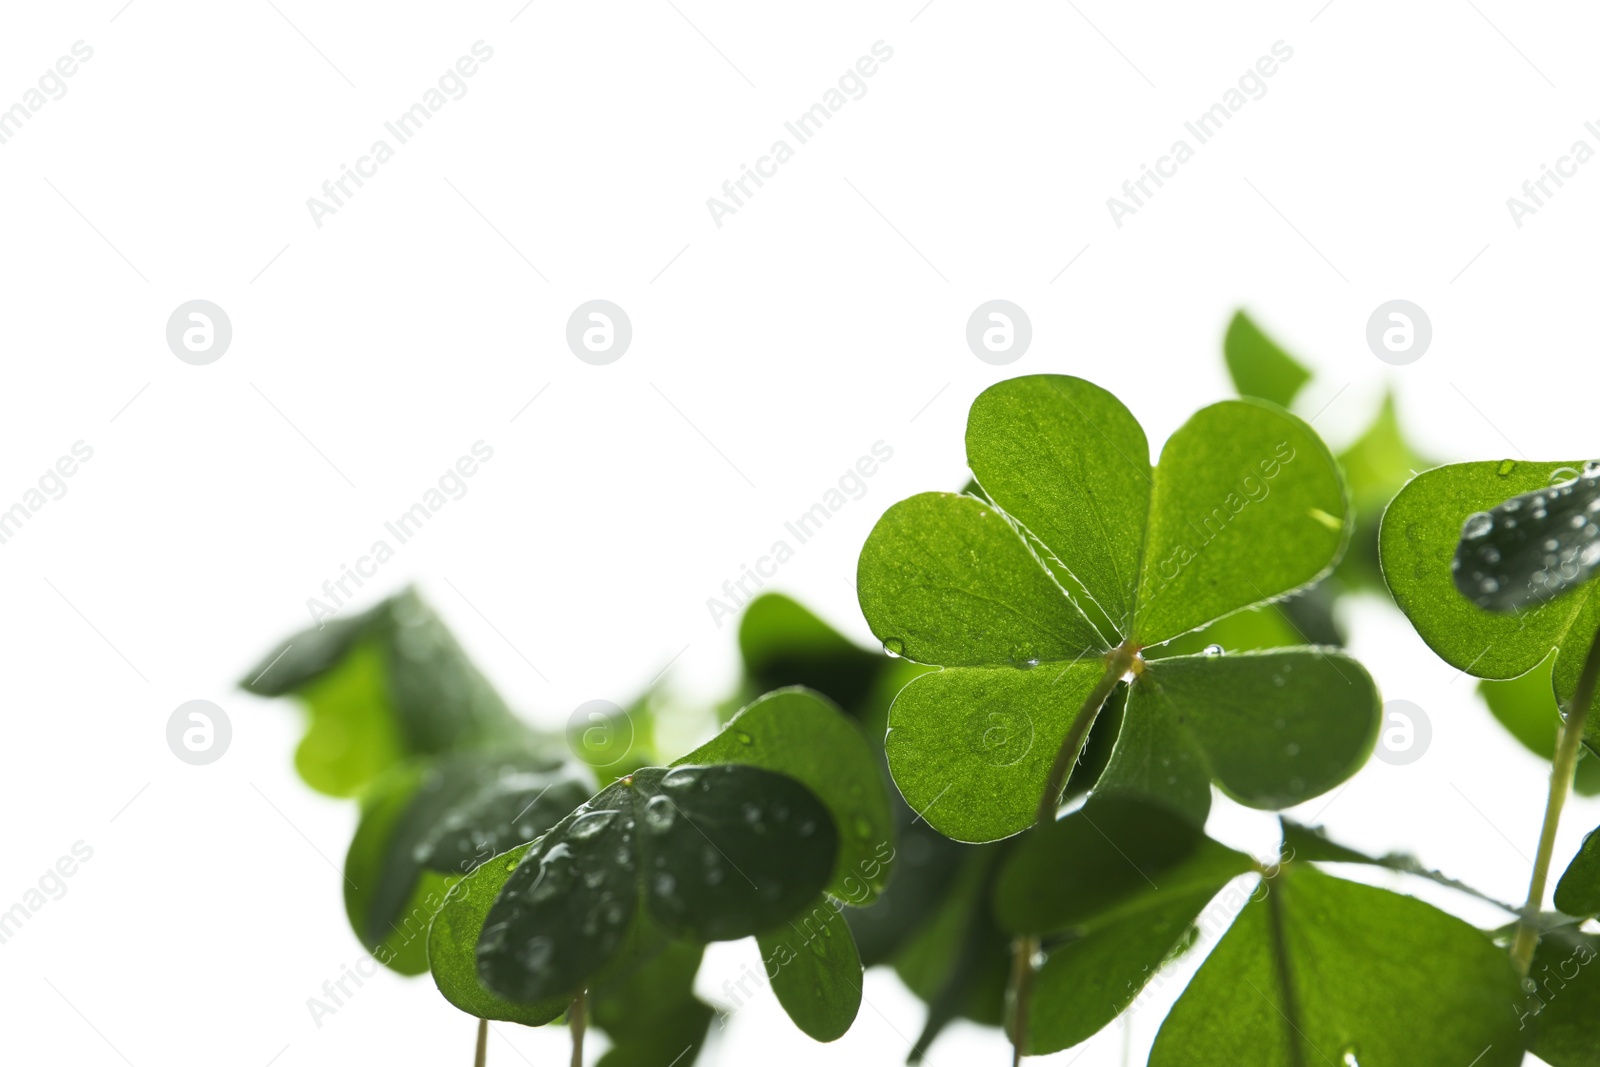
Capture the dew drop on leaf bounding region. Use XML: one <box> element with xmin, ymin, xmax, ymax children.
<box><xmin>853</xmin><ymin>816</ymin><xmax>873</xmax><ymax>840</ymax></box>
<box><xmin>653</xmin><ymin>872</ymin><xmax>676</xmax><ymax>896</ymax></box>
<box><xmin>882</xmin><ymin>638</ymin><xmax>906</xmax><ymax>658</ymax></box>
<box><xmin>1497</xmin><ymin>459</ymin><xmax>1518</xmax><ymax>476</ymax></box>
<box><xmin>734</xmin><ymin>730</ymin><xmax>753</xmax><ymax>745</ymax></box>
<box><xmin>661</xmin><ymin>767</ymin><xmax>701</xmax><ymax>791</ymax></box>
<box><xmin>643</xmin><ymin>794</ymin><xmax>676</xmax><ymax>832</ymax></box>
<box><xmin>1202</xmin><ymin>644</ymin><xmax>1223</xmax><ymax>656</ymax></box>
<box><xmin>519</xmin><ymin>936</ymin><xmax>553</xmax><ymax>970</ymax></box>
<box><xmin>1461</xmin><ymin>512</ymin><xmax>1493</xmax><ymax>540</ymax></box>
<box><xmin>568</xmin><ymin>810</ymin><xmax>619</xmax><ymax>840</ymax></box>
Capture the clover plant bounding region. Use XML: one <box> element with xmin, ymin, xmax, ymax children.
<box><xmin>240</xmin><ymin>317</ymin><xmax>1600</xmax><ymax>1066</ymax></box>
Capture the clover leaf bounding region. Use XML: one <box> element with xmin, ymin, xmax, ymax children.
<box><xmin>1224</xmin><ymin>310</ymin><xmax>1312</xmax><ymax>410</ymax></box>
<box><xmin>474</xmin><ymin>764</ymin><xmax>838</xmax><ymax>1005</ymax></box>
<box><xmin>345</xmin><ymin>749</ymin><xmax>590</xmax><ymax>974</ymax></box>
<box><xmin>992</xmin><ymin>796</ymin><xmax>1255</xmax><ymax>1055</ymax></box>
<box><xmin>1150</xmin><ymin>863</ymin><xmax>1523</xmax><ymax>1067</ymax></box>
<box><xmin>1523</xmin><ymin>926</ymin><xmax>1600</xmax><ymax>1066</ymax></box>
<box><xmin>241</xmin><ymin>588</ymin><xmax>537</xmax><ymax>796</ymax></box>
<box><xmin>675</xmin><ymin>687</ymin><xmax>893</xmax><ymax>904</ymax></box>
<box><xmin>1379</xmin><ymin>460</ymin><xmax>1600</xmax><ymax>742</ymax></box>
<box><xmin>1555</xmin><ymin>824</ymin><xmax>1600</xmax><ymax>917</ymax></box>
<box><xmin>755</xmin><ymin>898</ymin><xmax>864</xmax><ymax>1042</ymax></box>
<box><xmin>858</xmin><ymin>374</ymin><xmax>1377</xmax><ymax>840</ymax></box>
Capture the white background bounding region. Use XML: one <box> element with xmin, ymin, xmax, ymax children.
<box><xmin>1</xmin><ymin>1</ymin><xmax>1597</xmax><ymax>1064</ymax></box>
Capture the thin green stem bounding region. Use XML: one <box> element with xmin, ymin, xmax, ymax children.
<box><xmin>474</xmin><ymin>1018</ymin><xmax>488</xmax><ymax>1067</ymax></box>
<box><xmin>1034</xmin><ymin>645</ymin><xmax>1139</xmax><ymax>826</ymax></box>
<box><xmin>1009</xmin><ymin>643</ymin><xmax>1139</xmax><ymax>1064</ymax></box>
<box><xmin>570</xmin><ymin>990</ymin><xmax>588</xmax><ymax>1067</ymax></box>
<box><xmin>1008</xmin><ymin>935</ymin><xmax>1039</xmax><ymax>1067</ymax></box>
<box><xmin>1510</xmin><ymin>624</ymin><xmax>1600</xmax><ymax>978</ymax></box>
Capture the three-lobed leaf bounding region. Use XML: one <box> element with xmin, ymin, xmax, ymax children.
<box><xmin>860</xmin><ymin>375</ymin><xmax>1365</xmax><ymax>841</ymax></box>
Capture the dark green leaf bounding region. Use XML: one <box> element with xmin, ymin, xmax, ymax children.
<box><xmin>427</xmin><ymin>842</ymin><xmax>570</xmax><ymax>1025</ymax></box>
<box><xmin>345</xmin><ymin>751</ymin><xmax>589</xmax><ymax>974</ymax></box>
<box><xmin>1150</xmin><ymin>864</ymin><xmax>1523</xmax><ymax>1067</ymax></box>
<box><xmin>1223</xmin><ymin>311</ymin><xmax>1311</xmax><ymax>410</ymax></box>
<box><xmin>893</xmin><ymin>845</ymin><xmax>1010</xmax><ymax>1062</ymax></box>
<box><xmin>592</xmin><ymin>940</ymin><xmax>715</xmax><ymax>1067</ymax></box>
<box><xmin>1525</xmin><ymin>926</ymin><xmax>1600</xmax><ymax>1066</ymax></box>
<box><xmin>883</xmin><ymin>659</ymin><xmax>1108</xmax><ymax>842</ymax></box>
<box><xmin>738</xmin><ymin>594</ymin><xmax>888</xmax><ymax>717</ymax></box>
<box><xmin>756</xmin><ymin>898</ymin><xmax>863</xmax><ymax>1042</ymax></box>
<box><xmin>676</xmin><ymin>687</ymin><xmax>894</xmax><ymax>903</ymax></box>
<box><xmin>477</xmin><ymin>765</ymin><xmax>837</xmax><ymax>1004</ymax></box>
<box><xmin>994</xmin><ymin>796</ymin><xmax>1252</xmax><ymax>936</ymax></box>
<box><xmin>241</xmin><ymin>589</ymin><xmax>534</xmax><ymax>796</ymax></box>
<box><xmin>1555</xmin><ymin>824</ymin><xmax>1600</xmax><ymax>916</ymax></box>
<box><xmin>1097</xmin><ymin>649</ymin><xmax>1379</xmax><ymax>824</ymax></box>
<box><xmin>1453</xmin><ymin>464</ymin><xmax>1600</xmax><ymax>613</ymax></box>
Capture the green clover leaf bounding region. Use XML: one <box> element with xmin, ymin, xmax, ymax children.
<box><xmin>858</xmin><ymin>374</ymin><xmax>1377</xmax><ymax>840</ymax></box>
<box><xmin>474</xmin><ymin>764</ymin><xmax>837</xmax><ymax>1005</ymax></box>
<box><xmin>1379</xmin><ymin>460</ymin><xmax>1600</xmax><ymax>744</ymax></box>
<box><xmin>345</xmin><ymin>749</ymin><xmax>590</xmax><ymax>975</ymax></box>
<box><xmin>1150</xmin><ymin>863</ymin><xmax>1523</xmax><ymax>1067</ymax></box>
<box><xmin>240</xmin><ymin>588</ymin><xmax>538</xmax><ymax>796</ymax></box>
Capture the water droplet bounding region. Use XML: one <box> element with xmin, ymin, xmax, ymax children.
<box><xmin>1340</xmin><ymin>1045</ymin><xmax>1361</xmax><ymax>1067</ymax></box>
<box><xmin>583</xmin><ymin>867</ymin><xmax>607</xmax><ymax>888</ymax></box>
<box><xmin>853</xmin><ymin>816</ymin><xmax>873</xmax><ymax>839</ymax></box>
<box><xmin>742</xmin><ymin>802</ymin><xmax>764</xmax><ymax>831</ymax></box>
<box><xmin>1584</xmin><ymin>460</ymin><xmax>1600</xmax><ymax>479</ymax></box>
<box><xmin>1461</xmin><ymin>512</ymin><xmax>1493</xmax><ymax>540</ymax></box>
<box><xmin>569</xmin><ymin>810</ymin><xmax>619</xmax><ymax>840</ymax></box>
<box><xmin>1202</xmin><ymin>644</ymin><xmax>1223</xmax><ymax>656</ymax></box>
<box><xmin>1481</xmin><ymin>546</ymin><xmax>1501</xmax><ymax>564</ymax></box>
<box><xmin>798</xmin><ymin>818</ymin><xmax>817</xmax><ymax>838</ymax></box>
<box><xmin>809</xmin><ymin>936</ymin><xmax>829</xmax><ymax>957</ymax></box>
<box><xmin>643</xmin><ymin>795</ymin><xmax>676</xmax><ymax>833</ymax></box>
<box><xmin>882</xmin><ymin>638</ymin><xmax>906</xmax><ymax>658</ymax></box>
<box><xmin>479</xmin><ymin>921</ymin><xmax>510</xmax><ymax>954</ymax></box>
<box><xmin>1285</xmin><ymin>742</ymin><xmax>1301</xmax><ymax>756</ymax></box>
<box><xmin>661</xmin><ymin>767</ymin><xmax>701</xmax><ymax>791</ymax></box>
<box><xmin>653</xmin><ymin>872</ymin><xmax>677</xmax><ymax>896</ymax></box>
<box><xmin>520</xmin><ymin>936</ymin><xmax>553</xmax><ymax>969</ymax></box>
<box><xmin>411</xmin><ymin>842</ymin><xmax>435</xmax><ymax>864</ymax></box>
<box><xmin>734</xmin><ymin>730</ymin><xmax>753</xmax><ymax>745</ymax></box>
<box><xmin>1497</xmin><ymin>459</ymin><xmax>1518</xmax><ymax>477</ymax></box>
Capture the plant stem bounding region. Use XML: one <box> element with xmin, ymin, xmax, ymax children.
<box><xmin>474</xmin><ymin>1018</ymin><xmax>488</xmax><ymax>1067</ymax></box>
<box><xmin>1009</xmin><ymin>643</ymin><xmax>1139</xmax><ymax>1063</ymax></box>
<box><xmin>1008</xmin><ymin>935</ymin><xmax>1039</xmax><ymax>1067</ymax></box>
<box><xmin>1033</xmin><ymin>644</ymin><xmax>1139</xmax><ymax>825</ymax></box>
<box><xmin>1510</xmin><ymin>625</ymin><xmax>1600</xmax><ymax>978</ymax></box>
<box><xmin>569</xmin><ymin>990</ymin><xmax>588</xmax><ymax>1067</ymax></box>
